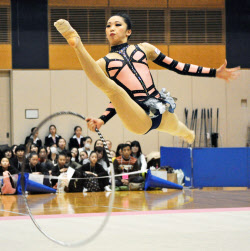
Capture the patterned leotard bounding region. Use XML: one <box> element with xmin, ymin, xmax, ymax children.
<box><xmin>99</xmin><ymin>43</ymin><xmax>216</xmax><ymax>126</ymax></box>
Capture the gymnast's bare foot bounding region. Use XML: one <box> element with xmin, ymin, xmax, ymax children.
<box><xmin>54</xmin><ymin>19</ymin><xmax>80</xmax><ymax>48</ymax></box>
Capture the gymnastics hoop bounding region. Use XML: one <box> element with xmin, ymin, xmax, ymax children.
<box><xmin>21</xmin><ymin>111</ymin><xmax>115</xmax><ymax>247</ymax></box>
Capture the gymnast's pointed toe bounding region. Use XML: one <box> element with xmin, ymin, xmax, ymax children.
<box><xmin>187</xmin><ymin>131</ymin><xmax>195</xmax><ymax>145</ymax></box>
<box><xmin>54</xmin><ymin>19</ymin><xmax>72</xmax><ymax>34</ymax></box>
<box><xmin>182</xmin><ymin>131</ymin><xmax>195</xmax><ymax>145</ymax></box>
<box><xmin>54</xmin><ymin>19</ymin><xmax>80</xmax><ymax>47</ymax></box>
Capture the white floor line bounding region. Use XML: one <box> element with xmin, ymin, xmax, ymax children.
<box><xmin>0</xmin><ymin>209</ymin><xmax>27</xmax><ymax>216</ymax></box>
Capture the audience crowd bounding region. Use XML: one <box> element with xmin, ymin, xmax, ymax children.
<box><xmin>0</xmin><ymin>125</ymin><xmax>153</xmax><ymax>194</ymax></box>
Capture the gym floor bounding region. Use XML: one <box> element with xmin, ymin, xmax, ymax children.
<box><xmin>1</xmin><ymin>189</ymin><xmax>250</xmax><ymax>250</ymax></box>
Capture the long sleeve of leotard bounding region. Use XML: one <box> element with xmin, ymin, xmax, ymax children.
<box><xmin>153</xmin><ymin>51</ymin><xmax>216</xmax><ymax>77</ymax></box>
<box><xmin>99</xmin><ymin>102</ymin><xmax>117</xmax><ymax>124</ymax></box>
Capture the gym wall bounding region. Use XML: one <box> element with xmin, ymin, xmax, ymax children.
<box><xmin>0</xmin><ymin>0</ymin><xmax>249</xmax><ymax>151</ymax></box>
<box><xmin>11</xmin><ymin>69</ymin><xmax>249</xmax><ymax>153</ymax></box>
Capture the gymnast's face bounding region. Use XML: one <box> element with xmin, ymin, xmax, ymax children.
<box><xmin>106</xmin><ymin>16</ymin><xmax>131</xmax><ymax>46</ymax></box>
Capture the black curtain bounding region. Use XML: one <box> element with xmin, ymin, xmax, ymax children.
<box><xmin>226</xmin><ymin>0</ymin><xmax>250</xmax><ymax>68</ymax></box>
<box><xmin>11</xmin><ymin>0</ymin><xmax>48</xmax><ymax>69</ymax></box>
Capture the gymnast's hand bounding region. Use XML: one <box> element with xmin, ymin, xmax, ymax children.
<box><xmin>216</xmin><ymin>59</ymin><xmax>240</xmax><ymax>83</ymax></box>
<box><xmin>86</xmin><ymin>117</ymin><xmax>104</xmax><ymax>132</ymax></box>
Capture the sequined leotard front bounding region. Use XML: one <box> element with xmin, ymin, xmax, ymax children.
<box><xmin>99</xmin><ymin>43</ymin><xmax>216</xmax><ymax>125</ymax></box>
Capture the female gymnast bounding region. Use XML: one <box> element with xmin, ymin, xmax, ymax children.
<box><xmin>54</xmin><ymin>13</ymin><xmax>240</xmax><ymax>144</ymax></box>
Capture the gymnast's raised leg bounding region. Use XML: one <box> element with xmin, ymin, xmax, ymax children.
<box><xmin>54</xmin><ymin>19</ymin><xmax>152</xmax><ymax>135</ymax></box>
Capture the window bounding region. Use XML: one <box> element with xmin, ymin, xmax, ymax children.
<box><xmin>49</xmin><ymin>8</ymin><xmax>106</xmax><ymax>44</ymax></box>
<box><xmin>0</xmin><ymin>7</ymin><xmax>11</xmax><ymax>44</ymax></box>
<box><xmin>49</xmin><ymin>7</ymin><xmax>224</xmax><ymax>45</ymax></box>
<box><xmin>170</xmin><ymin>9</ymin><xmax>224</xmax><ymax>44</ymax></box>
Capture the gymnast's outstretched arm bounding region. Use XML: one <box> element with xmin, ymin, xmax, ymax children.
<box><xmin>140</xmin><ymin>42</ymin><xmax>240</xmax><ymax>82</ymax></box>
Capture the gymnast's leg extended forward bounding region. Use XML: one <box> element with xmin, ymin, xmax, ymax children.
<box><xmin>54</xmin><ymin>19</ymin><xmax>152</xmax><ymax>135</ymax></box>
<box><xmin>54</xmin><ymin>19</ymin><xmax>194</xmax><ymax>143</ymax></box>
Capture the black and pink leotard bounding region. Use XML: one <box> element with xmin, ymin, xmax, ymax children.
<box><xmin>99</xmin><ymin>43</ymin><xmax>216</xmax><ymax>127</ymax></box>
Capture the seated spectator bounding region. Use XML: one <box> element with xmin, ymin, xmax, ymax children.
<box><xmin>71</xmin><ymin>147</ymin><xmax>79</xmax><ymax>163</ymax></box>
<box><xmin>110</xmin><ymin>150</ymin><xmax>116</xmax><ymax>159</ymax></box>
<box><xmin>12</xmin><ymin>144</ymin><xmax>27</xmax><ymax>171</ymax></box>
<box><xmin>68</xmin><ymin>126</ymin><xmax>85</xmax><ymax>150</ymax></box>
<box><xmin>26</xmin><ymin>143</ymin><xmax>39</xmax><ymax>158</ymax></box>
<box><xmin>51</xmin><ymin>153</ymin><xmax>68</xmax><ymax>187</ymax></box>
<box><xmin>57</xmin><ymin>138</ymin><xmax>67</xmax><ymax>154</ymax></box>
<box><xmin>65</xmin><ymin>150</ymin><xmax>81</xmax><ymax>169</ymax></box>
<box><xmin>2</xmin><ymin>147</ymin><xmax>15</xmax><ymax>165</ymax></box>
<box><xmin>24</xmin><ymin>152</ymin><xmax>49</xmax><ymax>175</ymax></box>
<box><xmin>78</xmin><ymin>151</ymin><xmax>111</xmax><ymax>192</ymax></box>
<box><xmin>82</xmin><ymin>136</ymin><xmax>92</xmax><ymax>156</ymax></box>
<box><xmin>113</xmin><ymin>144</ymin><xmax>143</xmax><ymax>188</ymax></box>
<box><xmin>94</xmin><ymin>139</ymin><xmax>103</xmax><ymax>148</ymax></box>
<box><xmin>0</xmin><ymin>157</ymin><xmax>19</xmax><ymax>176</ymax></box>
<box><xmin>38</xmin><ymin>147</ymin><xmax>54</xmax><ymax>172</ymax></box>
<box><xmin>146</xmin><ymin>151</ymin><xmax>160</xmax><ymax>170</ymax></box>
<box><xmin>48</xmin><ymin>144</ymin><xmax>58</xmax><ymax>165</ymax></box>
<box><xmin>106</xmin><ymin>140</ymin><xmax>112</xmax><ymax>151</ymax></box>
<box><xmin>44</xmin><ymin>125</ymin><xmax>62</xmax><ymax>147</ymax></box>
<box><xmin>95</xmin><ymin>146</ymin><xmax>109</xmax><ymax>173</ymax></box>
<box><xmin>115</xmin><ymin>143</ymin><xmax>124</xmax><ymax>157</ymax></box>
<box><xmin>24</xmin><ymin>127</ymin><xmax>42</xmax><ymax>148</ymax></box>
<box><xmin>131</xmin><ymin>141</ymin><xmax>147</xmax><ymax>172</ymax></box>
<box><xmin>79</xmin><ymin>150</ymin><xmax>90</xmax><ymax>165</ymax></box>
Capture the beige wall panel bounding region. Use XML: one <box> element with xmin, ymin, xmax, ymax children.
<box><xmin>110</xmin><ymin>0</ymin><xmax>168</xmax><ymax>8</ymax></box>
<box><xmin>169</xmin><ymin>45</ymin><xmax>226</xmax><ymax>69</ymax></box>
<box><xmin>49</xmin><ymin>0</ymin><xmax>108</xmax><ymax>7</ymax></box>
<box><xmin>85</xmin><ymin>78</ymin><xmax>124</xmax><ymax>151</ymax></box>
<box><xmin>192</xmin><ymin>77</ymin><xmax>227</xmax><ymax>147</ymax></box>
<box><xmin>226</xmin><ymin>70</ymin><xmax>249</xmax><ymax>147</ymax></box>
<box><xmin>12</xmin><ymin>71</ymin><xmax>51</xmax><ymax>145</ymax></box>
<box><xmin>0</xmin><ymin>45</ymin><xmax>12</xmax><ymax>69</ymax></box>
<box><xmin>49</xmin><ymin>70</ymin><xmax>88</xmax><ymax>146</ymax></box>
<box><xmin>169</xmin><ymin>0</ymin><xmax>224</xmax><ymax>8</ymax></box>
<box><xmin>11</xmin><ymin>69</ymin><xmax>248</xmax><ymax>152</ymax></box>
<box><xmin>0</xmin><ymin>71</ymin><xmax>11</xmax><ymax>145</ymax></box>
<box><xmin>157</xmin><ymin>70</ymin><xmax>193</xmax><ymax>147</ymax></box>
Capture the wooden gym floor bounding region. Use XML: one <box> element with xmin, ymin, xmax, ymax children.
<box><xmin>0</xmin><ymin>189</ymin><xmax>250</xmax><ymax>217</ymax></box>
<box><xmin>0</xmin><ymin>189</ymin><xmax>250</xmax><ymax>251</ymax></box>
